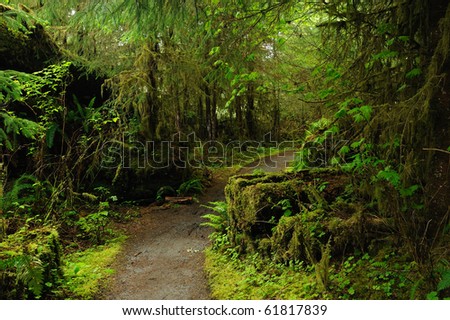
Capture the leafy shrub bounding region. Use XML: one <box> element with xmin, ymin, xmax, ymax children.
<box><xmin>76</xmin><ymin>210</ymin><xmax>110</xmax><ymax>245</ymax></box>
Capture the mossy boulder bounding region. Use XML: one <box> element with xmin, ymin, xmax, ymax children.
<box><xmin>0</xmin><ymin>225</ymin><xmax>63</xmax><ymax>299</ymax></box>
<box><xmin>225</xmin><ymin>168</ymin><xmax>387</xmax><ymax>263</ymax></box>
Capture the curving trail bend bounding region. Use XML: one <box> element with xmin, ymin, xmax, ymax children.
<box><xmin>104</xmin><ymin>151</ymin><xmax>295</xmax><ymax>300</ymax></box>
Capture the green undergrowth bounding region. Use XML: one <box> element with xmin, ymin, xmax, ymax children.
<box><xmin>61</xmin><ymin>234</ymin><xmax>126</xmax><ymax>299</ymax></box>
<box><xmin>205</xmin><ymin>243</ymin><xmax>419</xmax><ymax>300</ymax></box>
<box><xmin>0</xmin><ymin>224</ymin><xmax>63</xmax><ymax>299</ymax></box>
<box><xmin>203</xmin><ymin>169</ymin><xmax>432</xmax><ymax>299</ymax></box>
<box><xmin>205</xmin><ymin>248</ymin><xmax>323</xmax><ymax>299</ymax></box>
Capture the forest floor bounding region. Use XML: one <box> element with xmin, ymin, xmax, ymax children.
<box><xmin>102</xmin><ymin>150</ymin><xmax>295</xmax><ymax>299</ymax></box>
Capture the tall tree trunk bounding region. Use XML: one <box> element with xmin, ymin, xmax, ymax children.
<box><xmin>204</xmin><ymin>84</ymin><xmax>212</xmax><ymax>140</ymax></box>
<box><xmin>183</xmin><ymin>88</ymin><xmax>191</xmax><ymax>131</ymax></box>
<box><xmin>175</xmin><ymin>85</ymin><xmax>182</xmax><ymax>132</ymax></box>
<box><xmin>246</xmin><ymin>84</ymin><xmax>255</xmax><ymax>139</ymax></box>
<box><xmin>146</xmin><ymin>42</ymin><xmax>160</xmax><ymax>140</ymax></box>
<box><xmin>235</xmin><ymin>96</ymin><xmax>244</xmax><ymax>140</ymax></box>
<box><xmin>211</xmin><ymin>85</ymin><xmax>218</xmax><ymax>140</ymax></box>
<box><xmin>197</xmin><ymin>95</ymin><xmax>205</xmax><ymax>139</ymax></box>
<box><xmin>272</xmin><ymin>88</ymin><xmax>280</xmax><ymax>141</ymax></box>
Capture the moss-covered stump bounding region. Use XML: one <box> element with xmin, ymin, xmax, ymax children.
<box><xmin>226</xmin><ymin>172</ymin><xmax>301</xmax><ymax>251</ymax></box>
<box><xmin>225</xmin><ymin>168</ymin><xmax>387</xmax><ymax>263</ymax></box>
<box><xmin>0</xmin><ymin>225</ymin><xmax>63</xmax><ymax>299</ymax></box>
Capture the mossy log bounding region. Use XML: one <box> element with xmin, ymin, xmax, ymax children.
<box><xmin>225</xmin><ymin>168</ymin><xmax>388</xmax><ymax>263</ymax></box>
<box><xmin>0</xmin><ymin>4</ymin><xmax>62</xmax><ymax>72</ymax></box>
<box><xmin>0</xmin><ymin>226</ymin><xmax>63</xmax><ymax>299</ymax></box>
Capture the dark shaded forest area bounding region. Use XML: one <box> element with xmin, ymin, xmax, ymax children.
<box><xmin>0</xmin><ymin>0</ymin><xmax>449</xmax><ymax>299</ymax></box>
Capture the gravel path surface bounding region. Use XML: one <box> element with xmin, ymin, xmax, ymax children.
<box><xmin>104</xmin><ymin>151</ymin><xmax>295</xmax><ymax>300</ymax></box>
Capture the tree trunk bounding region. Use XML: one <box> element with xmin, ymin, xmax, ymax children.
<box><xmin>197</xmin><ymin>96</ymin><xmax>205</xmax><ymax>139</ymax></box>
<box><xmin>272</xmin><ymin>89</ymin><xmax>281</xmax><ymax>141</ymax></box>
<box><xmin>235</xmin><ymin>96</ymin><xmax>244</xmax><ymax>140</ymax></box>
<box><xmin>246</xmin><ymin>84</ymin><xmax>256</xmax><ymax>139</ymax></box>
<box><xmin>204</xmin><ymin>84</ymin><xmax>213</xmax><ymax>140</ymax></box>
<box><xmin>211</xmin><ymin>85</ymin><xmax>218</xmax><ymax>140</ymax></box>
<box><xmin>147</xmin><ymin>42</ymin><xmax>160</xmax><ymax>140</ymax></box>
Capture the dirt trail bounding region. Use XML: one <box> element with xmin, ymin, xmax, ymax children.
<box><xmin>104</xmin><ymin>151</ymin><xmax>295</xmax><ymax>300</ymax></box>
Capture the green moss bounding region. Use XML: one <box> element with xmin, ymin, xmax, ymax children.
<box><xmin>206</xmin><ymin>245</ymin><xmax>418</xmax><ymax>299</ymax></box>
<box><xmin>0</xmin><ymin>225</ymin><xmax>63</xmax><ymax>299</ymax></box>
<box><xmin>62</xmin><ymin>235</ymin><xmax>126</xmax><ymax>299</ymax></box>
<box><xmin>205</xmin><ymin>247</ymin><xmax>324</xmax><ymax>300</ymax></box>
<box><xmin>226</xmin><ymin>173</ymin><xmax>303</xmax><ymax>249</ymax></box>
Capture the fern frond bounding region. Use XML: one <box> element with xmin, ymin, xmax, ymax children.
<box><xmin>14</xmin><ymin>255</ymin><xmax>44</xmax><ymax>297</ymax></box>
<box><xmin>0</xmin><ymin>112</ymin><xmax>42</xmax><ymax>140</ymax></box>
<box><xmin>437</xmin><ymin>270</ymin><xmax>450</xmax><ymax>292</ymax></box>
<box><xmin>201</xmin><ymin>213</ymin><xmax>225</xmax><ymax>225</ymax></box>
<box><xmin>0</xmin><ymin>70</ymin><xmax>36</xmax><ymax>103</ymax></box>
<box><xmin>1</xmin><ymin>174</ymin><xmax>39</xmax><ymax>210</ymax></box>
<box><xmin>177</xmin><ymin>178</ymin><xmax>204</xmax><ymax>196</ymax></box>
<box><xmin>202</xmin><ymin>201</ymin><xmax>227</xmax><ymax>214</ymax></box>
<box><xmin>18</xmin><ymin>117</ymin><xmax>42</xmax><ymax>139</ymax></box>
<box><xmin>1</xmin><ymin>111</ymin><xmax>20</xmax><ymax>134</ymax></box>
<box><xmin>0</xmin><ymin>128</ymin><xmax>13</xmax><ymax>150</ymax></box>
<box><xmin>201</xmin><ymin>201</ymin><xmax>229</xmax><ymax>232</ymax></box>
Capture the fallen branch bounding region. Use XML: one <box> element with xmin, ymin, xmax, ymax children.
<box><xmin>423</xmin><ymin>148</ymin><xmax>450</xmax><ymax>155</ymax></box>
<box><xmin>164</xmin><ymin>196</ymin><xmax>193</xmax><ymax>204</ymax></box>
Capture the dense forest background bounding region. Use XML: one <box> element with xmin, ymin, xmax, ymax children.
<box><xmin>0</xmin><ymin>0</ymin><xmax>449</xmax><ymax>299</ymax></box>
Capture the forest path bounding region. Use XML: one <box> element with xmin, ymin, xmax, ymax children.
<box><xmin>103</xmin><ymin>151</ymin><xmax>295</xmax><ymax>300</ymax></box>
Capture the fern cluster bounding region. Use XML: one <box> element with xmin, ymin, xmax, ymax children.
<box><xmin>0</xmin><ymin>112</ymin><xmax>43</xmax><ymax>150</ymax></box>
<box><xmin>201</xmin><ymin>201</ymin><xmax>229</xmax><ymax>235</ymax></box>
<box><xmin>0</xmin><ymin>254</ymin><xmax>44</xmax><ymax>298</ymax></box>
<box><xmin>177</xmin><ymin>178</ymin><xmax>204</xmax><ymax>196</ymax></box>
<box><xmin>0</xmin><ymin>174</ymin><xmax>52</xmax><ymax>215</ymax></box>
